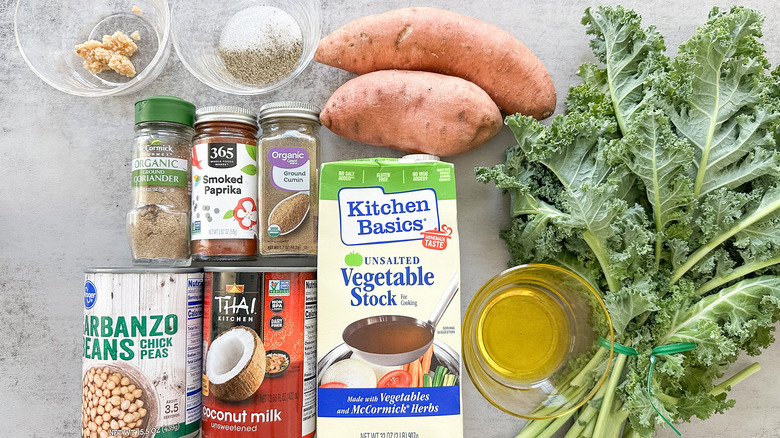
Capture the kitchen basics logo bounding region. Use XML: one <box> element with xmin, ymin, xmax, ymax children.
<box><xmin>338</xmin><ymin>187</ymin><xmax>440</xmax><ymax>245</ymax></box>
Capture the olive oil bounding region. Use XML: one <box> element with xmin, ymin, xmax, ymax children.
<box><xmin>476</xmin><ymin>286</ymin><xmax>571</xmax><ymax>385</ymax></box>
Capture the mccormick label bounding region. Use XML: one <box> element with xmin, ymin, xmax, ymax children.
<box><xmin>82</xmin><ymin>268</ymin><xmax>203</xmax><ymax>438</ymax></box>
<box><xmin>202</xmin><ymin>268</ymin><xmax>316</xmax><ymax>438</ymax></box>
<box><xmin>317</xmin><ymin>157</ymin><xmax>463</xmax><ymax>438</ymax></box>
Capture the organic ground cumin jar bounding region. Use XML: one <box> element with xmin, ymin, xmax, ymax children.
<box><xmin>257</xmin><ymin>101</ymin><xmax>320</xmax><ymax>255</ymax></box>
<box><xmin>191</xmin><ymin>106</ymin><xmax>259</xmax><ymax>260</ymax></box>
<box><xmin>127</xmin><ymin>95</ymin><xmax>195</xmax><ymax>266</ymax></box>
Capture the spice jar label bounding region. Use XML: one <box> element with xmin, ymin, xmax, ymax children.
<box><xmin>267</xmin><ymin>147</ymin><xmax>310</xmax><ymax>192</ymax></box>
<box><xmin>192</xmin><ymin>142</ymin><xmax>259</xmax><ymax>240</ymax></box>
<box><xmin>132</xmin><ymin>156</ymin><xmax>189</xmax><ymax>187</ymax></box>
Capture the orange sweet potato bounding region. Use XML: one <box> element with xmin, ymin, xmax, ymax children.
<box><xmin>320</xmin><ymin>70</ymin><xmax>502</xmax><ymax>156</ymax></box>
<box><xmin>315</xmin><ymin>7</ymin><xmax>556</xmax><ymax>119</ymax></box>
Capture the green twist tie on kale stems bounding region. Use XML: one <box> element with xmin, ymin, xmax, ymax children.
<box><xmin>597</xmin><ymin>337</ymin><xmax>697</xmax><ymax>436</ymax></box>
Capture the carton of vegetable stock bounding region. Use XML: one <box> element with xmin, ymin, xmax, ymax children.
<box><xmin>317</xmin><ymin>156</ymin><xmax>463</xmax><ymax>438</ymax></box>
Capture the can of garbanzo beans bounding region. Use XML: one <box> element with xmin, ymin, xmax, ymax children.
<box><xmin>201</xmin><ymin>267</ymin><xmax>316</xmax><ymax>438</ymax></box>
<box><xmin>82</xmin><ymin>268</ymin><xmax>203</xmax><ymax>438</ymax></box>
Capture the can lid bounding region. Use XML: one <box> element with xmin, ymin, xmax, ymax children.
<box><xmin>85</xmin><ymin>267</ymin><xmax>203</xmax><ymax>274</ymax></box>
<box><xmin>203</xmin><ymin>266</ymin><xmax>316</xmax><ymax>273</ymax></box>
<box><xmin>257</xmin><ymin>101</ymin><xmax>321</xmax><ymax>124</ymax></box>
<box><xmin>135</xmin><ymin>95</ymin><xmax>196</xmax><ymax>126</ymax></box>
<box><xmin>195</xmin><ymin>105</ymin><xmax>258</xmax><ymax>128</ymax></box>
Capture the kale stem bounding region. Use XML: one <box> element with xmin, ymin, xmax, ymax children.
<box><xmin>621</xmin><ymin>423</ymin><xmax>640</xmax><ymax>438</ymax></box>
<box><xmin>592</xmin><ymin>346</ymin><xmax>629</xmax><ymax>438</ymax></box>
<box><xmin>583</xmin><ymin>230</ymin><xmax>620</xmax><ymax>292</ymax></box>
<box><xmin>696</xmin><ymin>257</ymin><xmax>780</xmax><ymax>296</ymax></box>
<box><xmin>536</xmin><ymin>412</ymin><xmax>575</xmax><ymax>438</ymax></box>
<box><xmin>571</xmin><ymin>347</ymin><xmax>609</xmax><ymax>387</ymax></box>
<box><xmin>710</xmin><ymin>363</ymin><xmax>761</xmax><ymax>396</ymax></box>
<box><xmin>604</xmin><ymin>406</ymin><xmax>630</xmax><ymax>438</ymax></box>
<box><xmin>515</xmin><ymin>419</ymin><xmax>554</xmax><ymax>438</ymax></box>
<box><xmin>581</xmin><ymin>412</ymin><xmax>598</xmax><ymax>437</ymax></box>
<box><xmin>671</xmin><ymin>196</ymin><xmax>780</xmax><ymax>283</ymax></box>
<box><xmin>562</xmin><ymin>396</ymin><xmax>601</xmax><ymax>438</ymax></box>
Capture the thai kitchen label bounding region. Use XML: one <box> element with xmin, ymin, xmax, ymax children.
<box><xmin>82</xmin><ymin>269</ymin><xmax>203</xmax><ymax>438</ymax></box>
<box><xmin>202</xmin><ymin>269</ymin><xmax>316</xmax><ymax>438</ymax></box>
<box><xmin>317</xmin><ymin>158</ymin><xmax>463</xmax><ymax>438</ymax></box>
<box><xmin>191</xmin><ymin>142</ymin><xmax>258</xmax><ymax>240</ymax></box>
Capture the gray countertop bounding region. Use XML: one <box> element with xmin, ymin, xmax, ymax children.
<box><xmin>2</xmin><ymin>1</ymin><xmax>780</xmax><ymax>437</ymax></box>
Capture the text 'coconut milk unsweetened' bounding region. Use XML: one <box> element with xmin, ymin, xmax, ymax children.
<box><xmin>82</xmin><ymin>268</ymin><xmax>203</xmax><ymax>438</ymax></box>
<box><xmin>202</xmin><ymin>268</ymin><xmax>316</xmax><ymax>438</ymax></box>
<box><xmin>317</xmin><ymin>156</ymin><xmax>463</xmax><ymax>438</ymax></box>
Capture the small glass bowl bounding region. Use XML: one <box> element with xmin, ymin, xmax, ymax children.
<box><xmin>171</xmin><ymin>0</ymin><xmax>321</xmax><ymax>95</ymax></box>
<box><xmin>463</xmin><ymin>264</ymin><xmax>615</xmax><ymax>420</ymax></box>
<box><xmin>15</xmin><ymin>0</ymin><xmax>171</xmax><ymax>97</ymax></box>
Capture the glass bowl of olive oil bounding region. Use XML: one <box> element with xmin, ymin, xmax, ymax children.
<box><xmin>463</xmin><ymin>264</ymin><xmax>614</xmax><ymax>420</ymax></box>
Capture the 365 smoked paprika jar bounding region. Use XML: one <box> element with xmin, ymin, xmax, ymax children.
<box><xmin>191</xmin><ymin>106</ymin><xmax>260</xmax><ymax>260</ymax></box>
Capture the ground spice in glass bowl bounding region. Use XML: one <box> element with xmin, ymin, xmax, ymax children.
<box><xmin>171</xmin><ymin>0</ymin><xmax>321</xmax><ymax>95</ymax></box>
<box><xmin>218</xmin><ymin>5</ymin><xmax>303</xmax><ymax>86</ymax></box>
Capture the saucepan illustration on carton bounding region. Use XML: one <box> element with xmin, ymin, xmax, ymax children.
<box><xmin>341</xmin><ymin>273</ymin><xmax>459</xmax><ymax>366</ymax></box>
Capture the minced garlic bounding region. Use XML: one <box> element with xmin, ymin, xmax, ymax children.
<box><xmin>75</xmin><ymin>31</ymin><xmax>138</xmax><ymax>77</ymax></box>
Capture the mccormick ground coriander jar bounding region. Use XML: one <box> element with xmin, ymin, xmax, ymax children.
<box><xmin>127</xmin><ymin>95</ymin><xmax>195</xmax><ymax>266</ymax></box>
<box><xmin>257</xmin><ymin>101</ymin><xmax>321</xmax><ymax>255</ymax></box>
<box><xmin>191</xmin><ymin>106</ymin><xmax>260</xmax><ymax>261</ymax></box>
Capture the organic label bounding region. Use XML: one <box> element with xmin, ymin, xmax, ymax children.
<box><xmin>132</xmin><ymin>157</ymin><xmax>188</xmax><ymax>187</ymax></box>
<box><xmin>268</xmin><ymin>147</ymin><xmax>310</xmax><ymax>192</ymax></box>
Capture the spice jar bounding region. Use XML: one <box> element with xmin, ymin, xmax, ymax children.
<box><xmin>191</xmin><ymin>106</ymin><xmax>260</xmax><ymax>260</ymax></box>
<box><xmin>127</xmin><ymin>95</ymin><xmax>195</xmax><ymax>266</ymax></box>
<box><xmin>257</xmin><ymin>101</ymin><xmax>320</xmax><ymax>255</ymax></box>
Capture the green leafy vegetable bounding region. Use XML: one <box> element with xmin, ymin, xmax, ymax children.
<box><xmin>478</xmin><ymin>5</ymin><xmax>780</xmax><ymax>437</ymax></box>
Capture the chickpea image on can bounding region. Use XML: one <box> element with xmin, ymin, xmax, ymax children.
<box><xmin>82</xmin><ymin>366</ymin><xmax>150</xmax><ymax>438</ymax></box>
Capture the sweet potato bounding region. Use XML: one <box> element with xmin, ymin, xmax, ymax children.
<box><xmin>320</xmin><ymin>70</ymin><xmax>502</xmax><ymax>156</ymax></box>
<box><xmin>315</xmin><ymin>7</ymin><xmax>556</xmax><ymax>119</ymax></box>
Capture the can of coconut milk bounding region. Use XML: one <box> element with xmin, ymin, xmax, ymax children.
<box><xmin>202</xmin><ymin>267</ymin><xmax>316</xmax><ymax>438</ymax></box>
<box><xmin>82</xmin><ymin>268</ymin><xmax>204</xmax><ymax>438</ymax></box>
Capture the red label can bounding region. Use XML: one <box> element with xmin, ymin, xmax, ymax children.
<box><xmin>202</xmin><ymin>267</ymin><xmax>316</xmax><ymax>438</ymax></box>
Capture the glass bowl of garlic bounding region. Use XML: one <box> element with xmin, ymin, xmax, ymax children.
<box><xmin>15</xmin><ymin>0</ymin><xmax>172</xmax><ymax>96</ymax></box>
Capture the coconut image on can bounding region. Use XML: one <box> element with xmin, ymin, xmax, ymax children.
<box><xmin>206</xmin><ymin>326</ymin><xmax>266</xmax><ymax>401</ymax></box>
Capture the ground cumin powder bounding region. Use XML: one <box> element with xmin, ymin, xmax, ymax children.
<box><xmin>269</xmin><ymin>192</ymin><xmax>310</xmax><ymax>234</ymax></box>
